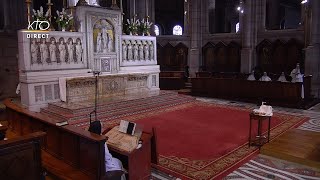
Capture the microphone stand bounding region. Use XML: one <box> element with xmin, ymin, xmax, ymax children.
<box><xmin>88</xmin><ymin>70</ymin><xmax>102</xmax><ymax>134</ymax></box>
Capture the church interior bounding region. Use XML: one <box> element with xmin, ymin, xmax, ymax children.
<box><xmin>0</xmin><ymin>0</ymin><xmax>320</xmax><ymax>179</ymax></box>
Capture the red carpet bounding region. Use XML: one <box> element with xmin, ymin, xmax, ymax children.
<box><xmin>130</xmin><ymin>102</ymin><xmax>308</xmax><ymax>180</ymax></box>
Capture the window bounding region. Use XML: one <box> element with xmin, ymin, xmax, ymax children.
<box><xmin>236</xmin><ymin>22</ymin><xmax>240</xmax><ymax>33</ymax></box>
<box><xmin>173</xmin><ymin>25</ymin><xmax>183</xmax><ymax>35</ymax></box>
<box><xmin>154</xmin><ymin>25</ymin><xmax>160</xmax><ymax>36</ymax></box>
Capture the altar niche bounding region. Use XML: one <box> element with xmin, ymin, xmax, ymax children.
<box><xmin>93</xmin><ymin>19</ymin><xmax>115</xmax><ymax>54</ymax></box>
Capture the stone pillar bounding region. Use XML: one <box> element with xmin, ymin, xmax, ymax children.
<box><xmin>267</xmin><ymin>0</ymin><xmax>280</xmax><ymax>30</ymax></box>
<box><xmin>305</xmin><ymin>0</ymin><xmax>320</xmax><ymax>97</ymax></box>
<box><xmin>240</xmin><ymin>0</ymin><xmax>255</xmax><ymax>73</ymax></box>
<box><xmin>183</xmin><ymin>0</ymin><xmax>190</xmax><ymax>35</ymax></box>
<box><xmin>189</xmin><ymin>0</ymin><xmax>202</xmax><ymax>77</ymax></box>
<box><xmin>208</xmin><ymin>0</ymin><xmax>215</xmax><ymax>34</ymax></box>
<box><xmin>257</xmin><ymin>0</ymin><xmax>266</xmax><ymax>31</ymax></box>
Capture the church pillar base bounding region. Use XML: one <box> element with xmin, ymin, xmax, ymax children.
<box><xmin>305</xmin><ymin>45</ymin><xmax>320</xmax><ymax>98</ymax></box>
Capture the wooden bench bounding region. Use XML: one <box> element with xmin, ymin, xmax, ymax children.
<box><xmin>0</xmin><ymin>131</ymin><xmax>46</xmax><ymax>180</ymax></box>
<box><xmin>4</xmin><ymin>99</ymin><xmax>152</xmax><ymax>180</ymax></box>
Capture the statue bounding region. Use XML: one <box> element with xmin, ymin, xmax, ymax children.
<box><xmin>127</xmin><ymin>41</ymin><xmax>133</xmax><ymax>60</ymax></box>
<box><xmin>58</xmin><ymin>40</ymin><xmax>66</xmax><ymax>63</ymax></box>
<box><xmin>102</xmin><ymin>28</ymin><xmax>108</xmax><ymax>53</ymax></box>
<box><xmin>49</xmin><ymin>40</ymin><xmax>57</xmax><ymax>63</ymax></box>
<box><xmin>67</xmin><ymin>40</ymin><xmax>74</xmax><ymax>62</ymax></box>
<box><xmin>247</xmin><ymin>70</ymin><xmax>256</xmax><ymax>81</ymax></box>
<box><xmin>133</xmin><ymin>42</ymin><xmax>139</xmax><ymax>61</ymax></box>
<box><xmin>30</xmin><ymin>39</ymin><xmax>39</xmax><ymax>64</ymax></box>
<box><xmin>122</xmin><ymin>41</ymin><xmax>127</xmax><ymax>61</ymax></box>
<box><xmin>149</xmin><ymin>42</ymin><xmax>154</xmax><ymax>60</ymax></box>
<box><xmin>290</xmin><ymin>63</ymin><xmax>303</xmax><ymax>83</ymax></box>
<box><xmin>259</xmin><ymin>72</ymin><xmax>272</xmax><ymax>82</ymax></box>
<box><xmin>96</xmin><ymin>32</ymin><xmax>102</xmax><ymax>53</ymax></box>
<box><xmin>76</xmin><ymin>41</ymin><xmax>83</xmax><ymax>62</ymax></box>
<box><xmin>138</xmin><ymin>42</ymin><xmax>144</xmax><ymax>60</ymax></box>
<box><xmin>143</xmin><ymin>43</ymin><xmax>149</xmax><ymax>60</ymax></box>
<box><xmin>277</xmin><ymin>72</ymin><xmax>288</xmax><ymax>82</ymax></box>
<box><xmin>107</xmin><ymin>33</ymin><xmax>113</xmax><ymax>52</ymax></box>
<box><xmin>40</xmin><ymin>39</ymin><xmax>49</xmax><ymax>63</ymax></box>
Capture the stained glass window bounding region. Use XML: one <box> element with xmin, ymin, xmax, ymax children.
<box><xmin>173</xmin><ymin>25</ymin><xmax>183</xmax><ymax>35</ymax></box>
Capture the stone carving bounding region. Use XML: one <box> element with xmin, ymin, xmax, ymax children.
<box><xmin>149</xmin><ymin>42</ymin><xmax>154</xmax><ymax>60</ymax></box>
<box><xmin>58</xmin><ymin>39</ymin><xmax>66</xmax><ymax>63</ymax></box>
<box><xmin>107</xmin><ymin>33</ymin><xmax>113</xmax><ymax>52</ymax></box>
<box><xmin>76</xmin><ymin>40</ymin><xmax>83</xmax><ymax>63</ymax></box>
<box><xmin>127</xmin><ymin>41</ymin><xmax>133</xmax><ymax>60</ymax></box>
<box><xmin>34</xmin><ymin>85</ymin><xmax>43</xmax><ymax>102</ymax></box>
<box><xmin>67</xmin><ymin>39</ymin><xmax>74</xmax><ymax>63</ymax></box>
<box><xmin>144</xmin><ymin>42</ymin><xmax>149</xmax><ymax>60</ymax></box>
<box><xmin>122</xmin><ymin>41</ymin><xmax>127</xmax><ymax>61</ymax></box>
<box><xmin>30</xmin><ymin>39</ymin><xmax>39</xmax><ymax>64</ymax></box>
<box><xmin>96</xmin><ymin>32</ymin><xmax>102</xmax><ymax>53</ymax></box>
<box><xmin>101</xmin><ymin>58</ymin><xmax>111</xmax><ymax>72</ymax></box>
<box><xmin>49</xmin><ymin>40</ymin><xmax>57</xmax><ymax>63</ymax></box>
<box><xmin>45</xmin><ymin>84</ymin><xmax>53</xmax><ymax>100</ymax></box>
<box><xmin>40</xmin><ymin>40</ymin><xmax>49</xmax><ymax>63</ymax></box>
<box><xmin>138</xmin><ymin>42</ymin><xmax>144</xmax><ymax>60</ymax></box>
<box><xmin>94</xmin><ymin>19</ymin><xmax>115</xmax><ymax>53</ymax></box>
<box><xmin>152</xmin><ymin>75</ymin><xmax>157</xmax><ymax>86</ymax></box>
<box><xmin>133</xmin><ymin>41</ymin><xmax>139</xmax><ymax>61</ymax></box>
<box><xmin>54</xmin><ymin>84</ymin><xmax>60</xmax><ymax>99</ymax></box>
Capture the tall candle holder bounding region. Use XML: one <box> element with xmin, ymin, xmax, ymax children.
<box><xmin>111</xmin><ymin>0</ymin><xmax>120</xmax><ymax>10</ymax></box>
<box><xmin>25</xmin><ymin>0</ymin><xmax>32</xmax><ymax>24</ymax></box>
<box><xmin>69</xmin><ymin>6</ymin><xmax>76</xmax><ymax>32</ymax></box>
<box><xmin>47</xmin><ymin>0</ymin><xmax>55</xmax><ymax>31</ymax></box>
<box><xmin>76</xmin><ymin>0</ymin><xmax>88</xmax><ymax>6</ymax></box>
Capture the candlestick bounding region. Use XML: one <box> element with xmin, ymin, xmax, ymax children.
<box><xmin>146</xmin><ymin>0</ymin><xmax>148</xmax><ymax>17</ymax></box>
<box><xmin>47</xmin><ymin>0</ymin><xmax>55</xmax><ymax>30</ymax></box>
<box><xmin>25</xmin><ymin>0</ymin><xmax>32</xmax><ymax>24</ymax></box>
<box><xmin>133</xmin><ymin>0</ymin><xmax>136</xmax><ymax>17</ymax></box>
<box><xmin>70</xmin><ymin>6</ymin><xmax>76</xmax><ymax>32</ymax></box>
<box><xmin>111</xmin><ymin>0</ymin><xmax>120</xmax><ymax>9</ymax></box>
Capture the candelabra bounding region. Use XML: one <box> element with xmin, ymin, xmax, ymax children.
<box><xmin>111</xmin><ymin>0</ymin><xmax>120</xmax><ymax>10</ymax></box>
<box><xmin>47</xmin><ymin>0</ymin><xmax>55</xmax><ymax>31</ymax></box>
<box><xmin>77</xmin><ymin>0</ymin><xmax>88</xmax><ymax>6</ymax></box>
<box><xmin>25</xmin><ymin>0</ymin><xmax>32</xmax><ymax>24</ymax></box>
<box><xmin>69</xmin><ymin>6</ymin><xmax>76</xmax><ymax>32</ymax></box>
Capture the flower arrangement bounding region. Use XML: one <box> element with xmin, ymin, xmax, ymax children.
<box><xmin>55</xmin><ymin>8</ymin><xmax>73</xmax><ymax>31</ymax></box>
<box><xmin>32</xmin><ymin>6</ymin><xmax>50</xmax><ymax>21</ymax></box>
<box><xmin>126</xmin><ymin>18</ymin><xmax>139</xmax><ymax>35</ymax></box>
<box><xmin>138</xmin><ymin>18</ymin><xmax>153</xmax><ymax>35</ymax></box>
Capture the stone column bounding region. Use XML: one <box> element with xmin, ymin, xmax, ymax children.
<box><xmin>257</xmin><ymin>0</ymin><xmax>266</xmax><ymax>31</ymax></box>
<box><xmin>305</xmin><ymin>0</ymin><xmax>320</xmax><ymax>97</ymax></box>
<box><xmin>189</xmin><ymin>0</ymin><xmax>202</xmax><ymax>77</ymax></box>
<box><xmin>240</xmin><ymin>0</ymin><xmax>256</xmax><ymax>73</ymax></box>
<box><xmin>183</xmin><ymin>0</ymin><xmax>190</xmax><ymax>35</ymax></box>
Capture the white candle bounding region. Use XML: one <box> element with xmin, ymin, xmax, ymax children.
<box><xmin>146</xmin><ymin>0</ymin><xmax>148</xmax><ymax>16</ymax></box>
<box><xmin>133</xmin><ymin>0</ymin><xmax>136</xmax><ymax>16</ymax></box>
<box><xmin>48</xmin><ymin>0</ymin><xmax>51</xmax><ymax>4</ymax></box>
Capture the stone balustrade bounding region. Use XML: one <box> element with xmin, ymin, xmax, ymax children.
<box><xmin>120</xmin><ymin>35</ymin><xmax>157</xmax><ymax>66</ymax></box>
<box><xmin>18</xmin><ymin>31</ymin><xmax>87</xmax><ymax>71</ymax></box>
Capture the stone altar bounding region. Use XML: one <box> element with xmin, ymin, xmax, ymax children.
<box><xmin>18</xmin><ymin>6</ymin><xmax>159</xmax><ymax>111</ymax></box>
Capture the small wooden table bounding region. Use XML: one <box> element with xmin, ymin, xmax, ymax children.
<box><xmin>249</xmin><ymin>113</ymin><xmax>271</xmax><ymax>147</ymax></box>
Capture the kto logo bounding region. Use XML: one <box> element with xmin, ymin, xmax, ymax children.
<box><xmin>27</xmin><ymin>19</ymin><xmax>50</xmax><ymax>31</ymax></box>
<box><xmin>24</xmin><ymin>19</ymin><xmax>50</xmax><ymax>39</ymax></box>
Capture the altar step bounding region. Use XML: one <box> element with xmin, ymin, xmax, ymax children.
<box><xmin>261</xmin><ymin>129</ymin><xmax>320</xmax><ymax>169</ymax></box>
<box><xmin>41</xmin><ymin>91</ymin><xmax>195</xmax><ymax>125</ymax></box>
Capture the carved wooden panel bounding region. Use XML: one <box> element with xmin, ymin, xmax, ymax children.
<box><xmin>157</xmin><ymin>43</ymin><xmax>163</xmax><ymax>67</ymax></box>
<box><xmin>214</xmin><ymin>42</ymin><xmax>227</xmax><ymax>72</ymax></box>
<box><xmin>174</xmin><ymin>43</ymin><xmax>188</xmax><ymax>70</ymax></box>
<box><xmin>272</xmin><ymin>40</ymin><xmax>287</xmax><ymax>73</ymax></box>
<box><xmin>257</xmin><ymin>39</ymin><xmax>273</xmax><ymax>72</ymax></box>
<box><xmin>163</xmin><ymin>43</ymin><xmax>175</xmax><ymax>68</ymax></box>
<box><xmin>227</xmin><ymin>41</ymin><xmax>241</xmax><ymax>72</ymax></box>
<box><xmin>202</xmin><ymin>42</ymin><xmax>215</xmax><ymax>72</ymax></box>
<box><xmin>286</xmin><ymin>39</ymin><xmax>303</xmax><ymax>73</ymax></box>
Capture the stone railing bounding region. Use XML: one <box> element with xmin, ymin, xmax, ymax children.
<box><xmin>18</xmin><ymin>31</ymin><xmax>87</xmax><ymax>71</ymax></box>
<box><xmin>120</xmin><ymin>35</ymin><xmax>157</xmax><ymax>66</ymax></box>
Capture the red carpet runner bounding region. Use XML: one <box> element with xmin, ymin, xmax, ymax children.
<box><xmin>128</xmin><ymin>102</ymin><xmax>308</xmax><ymax>180</ymax></box>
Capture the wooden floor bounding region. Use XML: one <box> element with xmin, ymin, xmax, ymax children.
<box><xmin>261</xmin><ymin>129</ymin><xmax>320</xmax><ymax>169</ymax></box>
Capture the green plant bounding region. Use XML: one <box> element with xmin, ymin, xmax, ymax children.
<box><xmin>55</xmin><ymin>8</ymin><xmax>73</xmax><ymax>30</ymax></box>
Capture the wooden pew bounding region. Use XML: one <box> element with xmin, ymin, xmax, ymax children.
<box><xmin>191</xmin><ymin>77</ymin><xmax>308</xmax><ymax>106</ymax></box>
<box><xmin>4</xmin><ymin>99</ymin><xmax>152</xmax><ymax>180</ymax></box>
<box><xmin>0</xmin><ymin>131</ymin><xmax>46</xmax><ymax>180</ymax></box>
<box><xmin>159</xmin><ymin>71</ymin><xmax>186</xmax><ymax>90</ymax></box>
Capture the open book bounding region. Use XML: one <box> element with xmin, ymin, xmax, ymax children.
<box><xmin>105</xmin><ymin>126</ymin><xmax>139</xmax><ymax>153</ymax></box>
